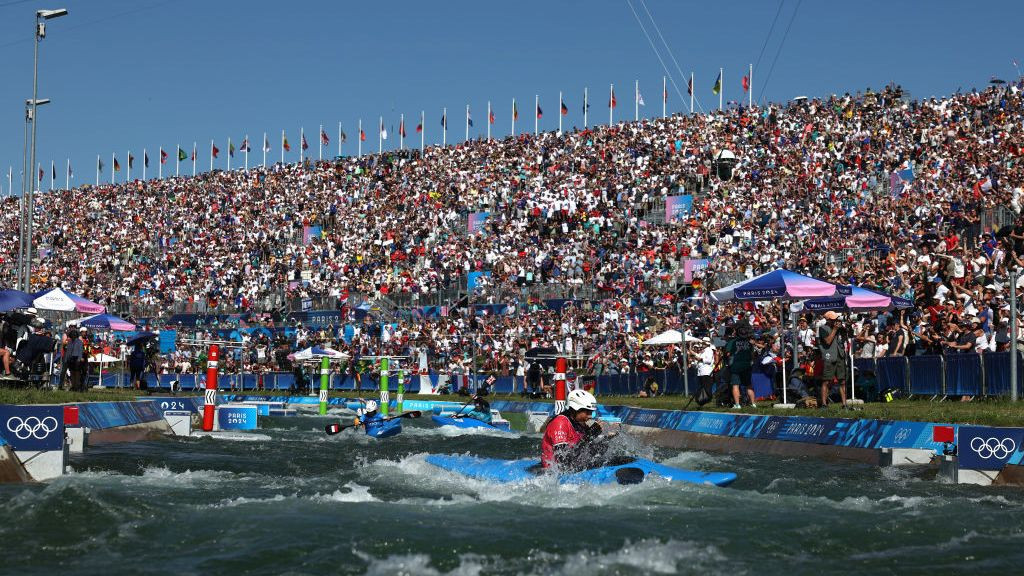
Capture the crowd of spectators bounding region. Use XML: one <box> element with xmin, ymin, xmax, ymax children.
<box><xmin>4</xmin><ymin>80</ymin><xmax>1024</xmax><ymax>384</ymax></box>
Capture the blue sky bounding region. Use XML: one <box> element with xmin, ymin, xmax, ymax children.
<box><xmin>0</xmin><ymin>0</ymin><xmax>1021</xmax><ymax>192</ymax></box>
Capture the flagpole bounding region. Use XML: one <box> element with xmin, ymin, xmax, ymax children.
<box><xmin>126</xmin><ymin>151</ymin><xmax>131</xmax><ymax>181</ymax></box>
<box><xmin>300</xmin><ymin>127</ymin><xmax>305</xmax><ymax>163</ymax></box>
<box><xmin>9</xmin><ymin>167</ymin><xmax>13</xmax><ymax>197</ymax></box>
<box><xmin>378</xmin><ymin>116</ymin><xmax>383</xmax><ymax>154</ymax></box>
<box><xmin>420</xmin><ymin>111</ymin><xmax>425</xmax><ymax>152</ymax></box>
<box><xmin>534</xmin><ymin>94</ymin><xmax>538</xmax><ymax>136</ymax></box>
<box><xmin>749</xmin><ymin>62</ymin><xmax>753</xmax><ymax>108</ymax></box>
<box><xmin>400</xmin><ymin>114</ymin><xmax>405</xmax><ymax>150</ymax></box>
<box><xmin>558</xmin><ymin>91</ymin><xmax>562</xmax><ymax>134</ymax></box>
<box><xmin>97</xmin><ymin>155</ymin><xmax>100</xmax><ymax>185</ymax></box>
<box><xmin>584</xmin><ymin>87</ymin><xmax>588</xmax><ymax>128</ymax></box>
<box><xmin>512</xmin><ymin>99</ymin><xmax>516</xmax><ymax>137</ymax></box>
<box><xmin>442</xmin><ymin>108</ymin><xmax>447</xmax><ymax>147</ymax></box>
<box><xmin>142</xmin><ymin>148</ymin><xmax>147</xmax><ymax>180</ymax></box>
<box><xmin>65</xmin><ymin>158</ymin><xmax>69</xmax><ymax>189</ymax></box>
<box><xmin>358</xmin><ymin>120</ymin><xmax>362</xmax><ymax>158</ymax></box>
<box><xmin>159</xmin><ymin>147</ymin><xmax>163</xmax><ymax>179</ymax></box>
<box><xmin>635</xmin><ymin>79</ymin><xmax>639</xmax><ymax>122</ymax></box>
<box><xmin>280</xmin><ymin>130</ymin><xmax>285</xmax><ymax>165</ymax></box>
<box><xmin>663</xmin><ymin>76</ymin><xmax>667</xmax><ymax>118</ymax></box>
<box><xmin>610</xmin><ymin>84</ymin><xmax>614</xmax><ymax>125</ymax></box>
<box><xmin>337</xmin><ymin>123</ymin><xmax>342</xmax><ymax>157</ymax></box>
<box><xmin>50</xmin><ymin>160</ymin><xmax>54</xmax><ymax>191</ymax></box>
<box><xmin>192</xmin><ymin>142</ymin><xmax>197</xmax><ymax>176</ymax></box>
<box><xmin>227</xmin><ymin>139</ymin><xmax>231</xmax><ymax>171</ymax></box>
<box><xmin>112</xmin><ymin>153</ymin><xmax>115</xmax><ymax>184</ymax></box>
<box><xmin>719</xmin><ymin>67</ymin><xmax>723</xmax><ymax>111</ymax></box>
<box><xmin>318</xmin><ymin>125</ymin><xmax>323</xmax><ymax>161</ymax></box>
<box><xmin>465</xmin><ymin>105</ymin><xmax>469</xmax><ymax>142</ymax></box>
<box><xmin>690</xmin><ymin>72</ymin><xmax>694</xmax><ymax>114</ymax></box>
<box><xmin>176</xmin><ymin>144</ymin><xmax>180</xmax><ymax>177</ymax></box>
<box><xmin>487</xmin><ymin>101</ymin><xmax>491</xmax><ymax>141</ymax></box>
<box><xmin>209</xmin><ymin>139</ymin><xmax>214</xmax><ymax>172</ymax></box>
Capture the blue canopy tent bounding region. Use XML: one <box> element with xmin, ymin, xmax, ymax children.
<box><xmin>711</xmin><ymin>269</ymin><xmax>844</xmax><ymax>406</ymax></box>
<box><xmin>0</xmin><ymin>289</ymin><xmax>35</xmax><ymax>313</ymax></box>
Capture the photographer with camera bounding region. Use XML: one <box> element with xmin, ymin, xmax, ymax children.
<box><xmin>818</xmin><ymin>311</ymin><xmax>851</xmax><ymax>410</ymax></box>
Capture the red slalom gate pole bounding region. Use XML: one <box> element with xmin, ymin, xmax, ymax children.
<box><xmin>553</xmin><ymin>357</ymin><xmax>567</xmax><ymax>414</ymax></box>
<box><xmin>202</xmin><ymin>344</ymin><xmax>219</xmax><ymax>432</ymax></box>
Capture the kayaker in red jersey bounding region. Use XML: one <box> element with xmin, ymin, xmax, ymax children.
<box><xmin>541</xmin><ymin>389</ymin><xmax>616</xmax><ymax>470</ymax></box>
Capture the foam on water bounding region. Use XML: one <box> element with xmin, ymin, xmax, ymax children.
<box><xmin>312</xmin><ymin>482</ymin><xmax>381</xmax><ymax>503</ymax></box>
<box><xmin>405</xmin><ymin>423</ymin><xmax>521</xmax><ymax>438</ymax></box>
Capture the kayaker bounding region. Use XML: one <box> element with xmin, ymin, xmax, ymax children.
<box><xmin>353</xmin><ymin>400</ymin><xmax>381</xmax><ymax>428</ymax></box>
<box><xmin>456</xmin><ymin>395</ymin><xmax>493</xmax><ymax>424</ymax></box>
<box><xmin>541</xmin><ymin>389</ymin><xmax>615</xmax><ymax>471</ymax></box>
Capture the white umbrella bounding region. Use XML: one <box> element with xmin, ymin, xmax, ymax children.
<box><xmin>642</xmin><ymin>329</ymin><xmax>683</xmax><ymax>346</ymax></box>
<box><xmin>88</xmin><ymin>353</ymin><xmax>122</xmax><ymax>389</ymax></box>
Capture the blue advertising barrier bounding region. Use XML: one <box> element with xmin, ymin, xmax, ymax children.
<box><xmin>959</xmin><ymin>425</ymin><xmax>1024</xmax><ymax>471</ymax></box>
<box><xmin>76</xmin><ymin>401</ymin><xmax>163</xmax><ymax>430</ymax></box>
<box><xmin>217</xmin><ymin>405</ymin><xmax>258</xmax><ymax>430</ymax></box>
<box><xmin>876</xmin><ymin>356</ymin><xmax>908</xmax><ymax>395</ymax></box>
<box><xmin>0</xmin><ymin>405</ymin><xmax>64</xmax><ymax>451</ymax></box>
<box><xmin>908</xmin><ymin>355</ymin><xmax>943</xmax><ymax>396</ymax></box>
<box><xmin>944</xmin><ymin>353</ymin><xmax>981</xmax><ymax>397</ymax></box>
<box><xmin>983</xmin><ymin>351</ymin><xmax>1023</xmax><ymax>397</ymax></box>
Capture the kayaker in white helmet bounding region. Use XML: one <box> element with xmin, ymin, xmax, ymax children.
<box><xmin>455</xmin><ymin>394</ymin><xmax>493</xmax><ymax>424</ymax></box>
<box><xmin>541</xmin><ymin>389</ymin><xmax>617</xmax><ymax>471</ymax></box>
<box><xmin>353</xmin><ymin>399</ymin><xmax>380</xmax><ymax>427</ymax></box>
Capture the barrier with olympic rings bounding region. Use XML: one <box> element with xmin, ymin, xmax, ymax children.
<box><xmin>959</xmin><ymin>426</ymin><xmax>1024</xmax><ymax>471</ymax></box>
<box><xmin>0</xmin><ymin>405</ymin><xmax>64</xmax><ymax>451</ymax></box>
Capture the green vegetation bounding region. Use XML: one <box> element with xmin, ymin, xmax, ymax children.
<box><xmin>2</xmin><ymin>388</ymin><xmax>1023</xmax><ymax>427</ymax></box>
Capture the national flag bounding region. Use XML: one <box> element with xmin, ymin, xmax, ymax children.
<box><xmin>610</xmin><ymin>89</ymin><xmax>617</xmax><ymax>109</ymax></box>
<box><xmin>687</xmin><ymin>76</ymin><xmax>693</xmax><ymax>95</ymax></box>
<box><xmin>320</xmin><ymin>129</ymin><xmax>329</xmax><ymax>145</ymax></box>
<box><xmin>67</xmin><ymin>162</ymin><xmax>73</xmax><ymax>179</ymax></box>
<box><xmin>301</xmin><ymin>134</ymin><xmax>309</xmax><ymax>150</ymax></box>
<box><xmin>467</xmin><ymin>108</ymin><xmax>473</xmax><ymax>127</ymax></box>
<box><xmin>241</xmin><ymin>138</ymin><xmax>251</xmax><ymax>152</ymax></box>
<box><xmin>38</xmin><ymin>167</ymin><xmax>43</xmax><ymax>182</ymax></box>
<box><xmin>742</xmin><ymin>75</ymin><xmax>750</xmax><ymax>92</ymax></box>
<box><xmin>560</xmin><ymin>99</ymin><xmax>568</xmax><ymax>115</ymax></box>
<box><xmin>114</xmin><ymin>157</ymin><xmax>121</xmax><ymax>172</ymax></box>
<box><xmin>51</xmin><ymin>163</ymin><xmax>55</xmax><ymax>181</ymax></box>
<box><xmin>161</xmin><ymin>149</ymin><xmax>168</xmax><ymax>164</ymax></box>
<box><xmin>536</xmin><ymin>103</ymin><xmax>543</xmax><ymax>118</ymax></box>
<box><xmin>98</xmin><ymin>157</ymin><xmax>104</xmax><ymax>172</ymax></box>
<box><xmin>359</xmin><ymin>129</ymin><xmax>366</xmax><ymax>142</ymax></box>
<box><xmin>441</xmin><ymin>111</ymin><xmax>447</xmax><ymax>130</ymax></box>
<box><xmin>513</xmin><ymin>102</ymin><xmax>519</xmax><ymax>121</ymax></box>
<box><xmin>637</xmin><ymin>90</ymin><xmax>645</xmax><ymax>106</ymax></box>
<box><xmin>974</xmin><ymin>176</ymin><xmax>993</xmax><ymax>198</ymax></box>
<box><xmin>712</xmin><ymin>72</ymin><xmax>722</xmax><ymax>95</ymax></box>
<box><xmin>128</xmin><ymin>154</ymin><xmax>134</xmax><ymax>169</ymax></box>
<box><xmin>415</xmin><ymin>122</ymin><xmax>422</xmax><ymax>133</ymax></box>
<box><xmin>144</xmin><ymin>152</ymin><xmax>149</xmax><ymax>167</ymax></box>
<box><xmin>663</xmin><ymin>85</ymin><xmax>668</xmax><ymax>103</ymax></box>
<box><xmin>489</xmin><ymin>109</ymin><xmax>495</xmax><ymax>124</ymax></box>
<box><xmin>178</xmin><ymin>147</ymin><xmax>187</xmax><ymax>161</ymax></box>
<box><xmin>339</xmin><ymin>130</ymin><xmax>347</xmax><ymax>143</ymax></box>
<box><xmin>263</xmin><ymin>134</ymin><xmax>271</xmax><ymax>152</ymax></box>
<box><xmin>399</xmin><ymin>119</ymin><xmax>406</xmax><ymax>137</ymax></box>
<box><xmin>190</xmin><ymin>145</ymin><xmax>196</xmax><ymax>162</ymax></box>
<box><xmin>282</xmin><ymin>134</ymin><xmax>291</xmax><ymax>152</ymax></box>
<box><xmin>212</xmin><ymin>143</ymin><xmax>219</xmax><ymax>158</ymax></box>
<box><xmin>380</xmin><ymin>121</ymin><xmax>388</xmax><ymax>140</ymax></box>
<box><xmin>229</xmin><ymin>142</ymin><xmax>235</xmax><ymax>157</ymax></box>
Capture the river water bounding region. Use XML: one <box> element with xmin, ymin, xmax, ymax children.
<box><xmin>2</xmin><ymin>410</ymin><xmax>1022</xmax><ymax>575</ymax></box>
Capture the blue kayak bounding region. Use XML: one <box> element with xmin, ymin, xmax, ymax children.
<box><xmin>425</xmin><ymin>454</ymin><xmax>736</xmax><ymax>487</ymax></box>
<box><xmin>364</xmin><ymin>417</ymin><xmax>402</xmax><ymax>439</ymax></box>
<box><xmin>431</xmin><ymin>415</ymin><xmax>512</xmax><ymax>432</ymax></box>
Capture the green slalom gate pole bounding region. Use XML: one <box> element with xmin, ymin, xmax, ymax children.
<box><xmin>319</xmin><ymin>356</ymin><xmax>330</xmax><ymax>415</ymax></box>
<box><xmin>379</xmin><ymin>357</ymin><xmax>389</xmax><ymax>416</ymax></box>
<box><xmin>397</xmin><ymin>367</ymin><xmax>404</xmax><ymax>414</ymax></box>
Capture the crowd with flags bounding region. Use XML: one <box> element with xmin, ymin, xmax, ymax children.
<box><xmin>3</xmin><ymin>78</ymin><xmax>1024</xmax><ymax>379</ymax></box>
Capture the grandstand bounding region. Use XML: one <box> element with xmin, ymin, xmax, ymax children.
<box><xmin>2</xmin><ymin>81</ymin><xmax>1022</xmax><ymax>389</ymax></box>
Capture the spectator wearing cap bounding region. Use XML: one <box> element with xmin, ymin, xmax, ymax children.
<box><xmin>817</xmin><ymin>311</ymin><xmax>850</xmax><ymax>409</ymax></box>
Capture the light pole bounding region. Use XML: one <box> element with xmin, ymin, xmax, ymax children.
<box><xmin>19</xmin><ymin>98</ymin><xmax>49</xmax><ymax>291</ymax></box>
<box><xmin>23</xmin><ymin>7</ymin><xmax>68</xmax><ymax>291</ymax></box>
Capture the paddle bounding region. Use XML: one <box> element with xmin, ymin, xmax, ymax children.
<box><xmin>447</xmin><ymin>397</ymin><xmax>475</xmax><ymax>419</ymax></box>
<box><xmin>324</xmin><ymin>410</ymin><xmax>422</xmax><ymax>435</ymax></box>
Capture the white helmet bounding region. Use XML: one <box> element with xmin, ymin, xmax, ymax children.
<box><xmin>567</xmin><ymin>389</ymin><xmax>597</xmax><ymax>412</ymax></box>
<box><xmin>364</xmin><ymin>400</ymin><xmax>379</xmax><ymax>413</ymax></box>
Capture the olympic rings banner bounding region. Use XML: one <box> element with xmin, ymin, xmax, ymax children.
<box><xmin>958</xmin><ymin>426</ymin><xmax>1024</xmax><ymax>471</ymax></box>
<box><xmin>0</xmin><ymin>405</ymin><xmax>64</xmax><ymax>451</ymax></box>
